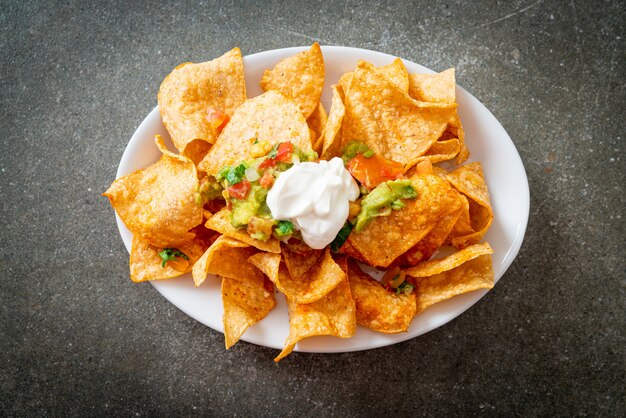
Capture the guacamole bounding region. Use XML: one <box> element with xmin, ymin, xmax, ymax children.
<box><xmin>354</xmin><ymin>179</ymin><xmax>417</xmax><ymax>232</ymax></box>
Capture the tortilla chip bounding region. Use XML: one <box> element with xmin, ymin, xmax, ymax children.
<box><xmin>104</xmin><ymin>136</ymin><xmax>203</xmax><ymax>247</ymax></box>
<box><xmin>445</xmin><ymin>163</ymin><xmax>493</xmax><ymax>248</ymax></box>
<box><xmin>412</xmin><ymin>254</ymin><xmax>494</xmax><ymax>314</ymax></box>
<box><xmin>419</xmin><ymin>138</ymin><xmax>461</xmax><ymax>164</ymax></box>
<box><xmin>222</xmin><ymin>276</ymin><xmax>276</xmax><ymax>349</ymax></box>
<box><xmin>449</xmin><ymin>112</ymin><xmax>469</xmax><ymax>164</ymax></box>
<box><xmin>129</xmin><ymin>234</ymin><xmax>208</xmax><ymax>282</ymax></box>
<box><xmin>341</xmin><ymin>61</ymin><xmax>456</xmax><ymax>167</ymax></box>
<box><xmin>275</xmin><ymin>271</ymin><xmax>355</xmax><ymax>361</ymax></box>
<box><xmin>281</xmin><ymin>242</ymin><xmax>324</xmax><ymax>280</ymax></box>
<box><xmin>308</xmin><ymin>102</ymin><xmax>327</xmax><ymax>153</ymax></box>
<box><xmin>378</xmin><ymin>58</ymin><xmax>409</xmax><ymax>93</ymax></box>
<box><xmin>347</xmin><ymin>174</ymin><xmax>463</xmax><ymax>267</ymax></box>
<box><xmin>338</xmin><ymin>58</ymin><xmax>409</xmax><ymax>96</ymax></box>
<box><xmin>265</xmin><ymin>248</ymin><xmax>343</xmax><ymax>304</ymax></box>
<box><xmin>338</xmin><ymin>239</ymin><xmax>368</xmax><ymax>264</ymax></box>
<box><xmin>248</xmin><ymin>252</ymin><xmax>281</xmax><ymax>281</ymax></box>
<box><xmin>158</xmin><ymin>48</ymin><xmax>246</xmax><ymax>160</ymax></box>
<box><xmin>408</xmin><ymin>69</ymin><xmax>468</xmax><ymax>164</ymax></box>
<box><xmin>397</xmin><ymin>207</ymin><xmax>462</xmax><ymax>266</ymax></box>
<box><xmin>319</xmin><ymin>85</ymin><xmax>346</xmax><ymax>160</ymax></box>
<box><xmin>337</xmin><ymin>72</ymin><xmax>353</xmax><ymax>95</ymax></box>
<box><xmin>198</xmin><ymin>91</ymin><xmax>312</xmax><ymax>175</ymax></box>
<box><xmin>405</xmin><ymin>242</ymin><xmax>493</xmax><ymax>278</ymax></box>
<box><xmin>408</xmin><ymin>68</ymin><xmax>456</xmax><ymax>104</ymax></box>
<box><xmin>204</xmin><ymin>208</ymin><xmax>281</xmax><ymax>253</ymax></box>
<box><xmin>347</xmin><ymin>261</ymin><xmax>416</xmax><ymax>333</ymax></box>
<box><xmin>192</xmin><ymin>235</ymin><xmax>264</xmax><ymax>287</ymax></box>
<box><xmin>183</xmin><ymin>139</ymin><xmax>213</xmax><ymax>167</ymax></box>
<box><xmin>260</xmin><ymin>43</ymin><xmax>325</xmax><ymax>119</ymax></box>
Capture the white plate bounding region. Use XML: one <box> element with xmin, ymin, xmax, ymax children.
<box><xmin>115</xmin><ymin>46</ymin><xmax>530</xmax><ymax>353</ymax></box>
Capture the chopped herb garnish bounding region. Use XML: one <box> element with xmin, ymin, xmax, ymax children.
<box><xmin>225</xmin><ymin>163</ymin><xmax>247</xmax><ymax>185</ymax></box>
<box><xmin>274</xmin><ymin>220</ymin><xmax>294</xmax><ymax>238</ymax></box>
<box><xmin>330</xmin><ymin>222</ymin><xmax>353</xmax><ymax>252</ymax></box>
<box><xmin>363</xmin><ymin>149</ymin><xmax>374</xmax><ymax>158</ymax></box>
<box><xmin>395</xmin><ymin>281</ymin><xmax>415</xmax><ymax>295</ymax></box>
<box><xmin>267</xmin><ymin>143</ymin><xmax>280</xmax><ymax>159</ymax></box>
<box><xmin>216</xmin><ymin>166</ymin><xmax>230</xmax><ymax>182</ymax></box>
<box><xmin>158</xmin><ymin>248</ymin><xmax>189</xmax><ymax>268</ymax></box>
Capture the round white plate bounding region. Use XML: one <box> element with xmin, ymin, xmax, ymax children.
<box><xmin>115</xmin><ymin>46</ymin><xmax>530</xmax><ymax>353</ymax></box>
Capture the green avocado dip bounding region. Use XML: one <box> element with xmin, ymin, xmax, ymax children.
<box><xmin>353</xmin><ymin>179</ymin><xmax>417</xmax><ymax>232</ymax></box>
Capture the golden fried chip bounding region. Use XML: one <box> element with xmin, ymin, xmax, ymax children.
<box><xmin>275</xmin><ymin>271</ymin><xmax>355</xmax><ymax>361</ymax></box>
<box><xmin>265</xmin><ymin>248</ymin><xmax>343</xmax><ymax>304</ymax></box>
<box><xmin>408</xmin><ymin>68</ymin><xmax>456</xmax><ymax>104</ymax></box>
<box><xmin>104</xmin><ymin>136</ymin><xmax>203</xmax><ymax>247</ymax></box>
<box><xmin>204</xmin><ymin>208</ymin><xmax>281</xmax><ymax>253</ymax></box>
<box><xmin>129</xmin><ymin>234</ymin><xmax>208</xmax><ymax>282</ymax></box>
<box><xmin>338</xmin><ymin>58</ymin><xmax>409</xmax><ymax>96</ymax></box>
<box><xmin>377</xmin><ymin>58</ymin><xmax>409</xmax><ymax>93</ymax></box>
<box><xmin>347</xmin><ymin>174</ymin><xmax>463</xmax><ymax>267</ymax></box>
<box><xmin>319</xmin><ymin>85</ymin><xmax>346</xmax><ymax>160</ymax></box>
<box><xmin>198</xmin><ymin>91</ymin><xmax>312</xmax><ymax>175</ymax></box>
<box><xmin>248</xmin><ymin>251</ymin><xmax>281</xmax><ymax>280</ymax></box>
<box><xmin>445</xmin><ymin>163</ymin><xmax>493</xmax><ymax>248</ymax></box>
<box><xmin>281</xmin><ymin>243</ymin><xmax>324</xmax><ymax>280</ymax></box>
<box><xmin>446</xmin><ymin>194</ymin><xmax>474</xmax><ymax>241</ymax></box>
<box><xmin>338</xmin><ymin>71</ymin><xmax>352</xmax><ymax>95</ymax></box>
<box><xmin>412</xmin><ymin>254</ymin><xmax>494</xmax><ymax>314</ymax></box>
<box><xmin>192</xmin><ymin>235</ymin><xmax>263</xmax><ymax>287</ymax></box>
<box><xmin>158</xmin><ymin>48</ymin><xmax>246</xmax><ymax>160</ymax></box>
<box><xmin>408</xmin><ymin>68</ymin><xmax>468</xmax><ymax>164</ymax></box>
<box><xmin>308</xmin><ymin>102</ymin><xmax>327</xmax><ymax>153</ymax></box>
<box><xmin>405</xmin><ymin>242</ymin><xmax>493</xmax><ymax>278</ymax></box>
<box><xmin>449</xmin><ymin>112</ymin><xmax>469</xmax><ymax>164</ymax></box>
<box><xmin>260</xmin><ymin>43</ymin><xmax>325</xmax><ymax>119</ymax></box>
<box><xmin>398</xmin><ymin>207</ymin><xmax>462</xmax><ymax>266</ymax></box>
<box><xmin>420</xmin><ymin>137</ymin><xmax>461</xmax><ymax>164</ymax></box>
<box><xmin>341</xmin><ymin>62</ymin><xmax>456</xmax><ymax>167</ymax></box>
<box><xmin>347</xmin><ymin>261</ymin><xmax>416</xmax><ymax>333</ymax></box>
<box><xmin>222</xmin><ymin>276</ymin><xmax>276</xmax><ymax>349</ymax></box>
<box><xmin>338</xmin><ymin>239</ymin><xmax>368</xmax><ymax>264</ymax></box>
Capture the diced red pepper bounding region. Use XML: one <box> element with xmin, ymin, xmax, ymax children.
<box><xmin>275</xmin><ymin>141</ymin><xmax>294</xmax><ymax>163</ymax></box>
<box><xmin>227</xmin><ymin>179</ymin><xmax>251</xmax><ymax>200</ymax></box>
<box><xmin>207</xmin><ymin>108</ymin><xmax>230</xmax><ymax>133</ymax></box>
<box><xmin>259</xmin><ymin>171</ymin><xmax>275</xmax><ymax>188</ymax></box>
<box><xmin>347</xmin><ymin>153</ymin><xmax>404</xmax><ymax>189</ymax></box>
<box><xmin>258</xmin><ymin>158</ymin><xmax>276</xmax><ymax>170</ymax></box>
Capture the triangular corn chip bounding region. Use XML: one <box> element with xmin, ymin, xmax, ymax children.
<box><xmin>260</xmin><ymin>43</ymin><xmax>325</xmax><ymax>119</ymax></box>
<box><xmin>158</xmin><ymin>48</ymin><xmax>246</xmax><ymax>161</ymax></box>
<box><xmin>104</xmin><ymin>136</ymin><xmax>202</xmax><ymax>247</ymax></box>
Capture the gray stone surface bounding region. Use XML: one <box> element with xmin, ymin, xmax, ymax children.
<box><xmin>1</xmin><ymin>0</ymin><xmax>624</xmax><ymax>416</ymax></box>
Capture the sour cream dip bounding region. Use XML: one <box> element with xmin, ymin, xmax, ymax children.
<box><xmin>266</xmin><ymin>157</ymin><xmax>359</xmax><ymax>249</ymax></box>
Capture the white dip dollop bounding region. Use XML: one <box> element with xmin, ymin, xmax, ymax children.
<box><xmin>266</xmin><ymin>157</ymin><xmax>359</xmax><ymax>249</ymax></box>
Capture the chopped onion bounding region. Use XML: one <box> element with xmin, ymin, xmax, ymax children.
<box><xmin>245</xmin><ymin>167</ymin><xmax>260</xmax><ymax>182</ymax></box>
<box><xmin>291</xmin><ymin>154</ymin><xmax>300</xmax><ymax>164</ymax></box>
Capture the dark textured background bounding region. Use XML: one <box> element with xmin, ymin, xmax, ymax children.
<box><xmin>2</xmin><ymin>0</ymin><xmax>624</xmax><ymax>416</ymax></box>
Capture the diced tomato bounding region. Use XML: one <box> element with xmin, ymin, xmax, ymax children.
<box><xmin>207</xmin><ymin>108</ymin><xmax>230</xmax><ymax>133</ymax></box>
<box><xmin>259</xmin><ymin>171</ymin><xmax>274</xmax><ymax>188</ymax></box>
<box><xmin>347</xmin><ymin>153</ymin><xmax>404</xmax><ymax>189</ymax></box>
<box><xmin>227</xmin><ymin>179</ymin><xmax>251</xmax><ymax>200</ymax></box>
<box><xmin>275</xmin><ymin>141</ymin><xmax>294</xmax><ymax>163</ymax></box>
<box><xmin>258</xmin><ymin>158</ymin><xmax>276</xmax><ymax>170</ymax></box>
